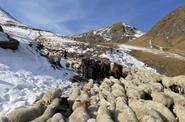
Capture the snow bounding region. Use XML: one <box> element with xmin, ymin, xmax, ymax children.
<box><xmin>0</xmin><ymin>37</ymin><xmax>77</xmax><ymax>116</ymax></box>
<box><xmin>100</xmin><ymin>49</ymin><xmax>155</xmax><ymax>72</ymax></box>
<box><xmin>0</xmin><ymin>32</ymin><xmax>9</xmax><ymax>41</ymax></box>
<box><xmin>134</xmin><ymin>30</ymin><xmax>145</xmax><ymax>38</ymax></box>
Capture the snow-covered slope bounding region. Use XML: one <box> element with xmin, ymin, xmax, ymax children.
<box><xmin>0</xmin><ymin>35</ymin><xmax>77</xmax><ymax>116</ymax></box>
<box><xmin>0</xmin><ymin>8</ymin><xmax>19</xmax><ymax>24</ymax></box>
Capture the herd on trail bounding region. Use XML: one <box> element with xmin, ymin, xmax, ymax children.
<box><xmin>2</xmin><ymin>65</ymin><xmax>185</xmax><ymax>122</ymax></box>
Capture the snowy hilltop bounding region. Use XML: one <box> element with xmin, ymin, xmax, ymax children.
<box><xmin>72</xmin><ymin>22</ymin><xmax>144</xmax><ymax>43</ymax></box>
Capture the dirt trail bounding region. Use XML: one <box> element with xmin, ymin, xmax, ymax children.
<box><xmin>120</xmin><ymin>44</ymin><xmax>185</xmax><ymax>61</ymax></box>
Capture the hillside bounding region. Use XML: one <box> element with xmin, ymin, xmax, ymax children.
<box><xmin>128</xmin><ymin>6</ymin><xmax>185</xmax><ymax>54</ymax></box>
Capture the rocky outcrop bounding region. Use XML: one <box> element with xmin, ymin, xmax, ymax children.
<box><xmin>0</xmin><ymin>27</ymin><xmax>19</xmax><ymax>50</ymax></box>
<box><xmin>72</xmin><ymin>22</ymin><xmax>143</xmax><ymax>43</ymax></box>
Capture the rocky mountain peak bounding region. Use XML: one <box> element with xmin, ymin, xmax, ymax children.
<box><xmin>72</xmin><ymin>22</ymin><xmax>144</xmax><ymax>43</ymax></box>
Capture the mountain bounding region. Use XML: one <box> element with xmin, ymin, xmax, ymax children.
<box><xmin>72</xmin><ymin>22</ymin><xmax>144</xmax><ymax>43</ymax></box>
<box><xmin>128</xmin><ymin>6</ymin><xmax>185</xmax><ymax>55</ymax></box>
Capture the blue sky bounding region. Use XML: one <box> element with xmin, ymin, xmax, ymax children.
<box><xmin>0</xmin><ymin>0</ymin><xmax>184</xmax><ymax>35</ymax></box>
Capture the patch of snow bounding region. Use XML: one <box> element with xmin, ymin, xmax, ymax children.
<box><xmin>134</xmin><ymin>30</ymin><xmax>145</xmax><ymax>38</ymax></box>
<box><xmin>100</xmin><ymin>49</ymin><xmax>155</xmax><ymax>72</ymax></box>
<box><xmin>0</xmin><ymin>32</ymin><xmax>9</xmax><ymax>41</ymax></box>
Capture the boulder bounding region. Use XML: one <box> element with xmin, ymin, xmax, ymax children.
<box><xmin>0</xmin><ymin>32</ymin><xmax>19</xmax><ymax>50</ymax></box>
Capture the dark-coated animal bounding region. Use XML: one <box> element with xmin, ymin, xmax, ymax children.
<box><xmin>111</xmin><ymin>63</ymin><xmax>123</xmax><ymax>79</ymax></box>
<box><xmin>81</xmin><ymin>58</ymin><xmax>111</xmax><ymax>80</ymax></box>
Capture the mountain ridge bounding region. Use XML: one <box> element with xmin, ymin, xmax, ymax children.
<box><xmin>72</xmin><ymin>21</ymin><xmax>144</xmax><ymax>43</ymax></box>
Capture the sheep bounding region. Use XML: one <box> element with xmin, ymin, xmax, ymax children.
<box><xmin>164</xmin><ymin>89</ymin><xmax>185</xmax><ymax>106</ymax></box>
<box><xmin>90</xmin><ymin>83</ymin><xmax>100</xmax><ymax>96</ymax></box>
<box><xmin>88</xmin><ymin>96</ymin><xmax>99</xmax><ymax>118</ymax></box>
<box><xmin>77</xmin><ymin>90</ymin><xmax>90</xmax><ymax>101</ymax></box>
<box><xmin>68</xmin><ymin>100</ymin><xmax>90</xmax><ymax>122</ymax></box>
<box><xmin>126</xmin><ymin>87</ymin><xmax>145</xmax><ymax>100</ymax></box>
<box><xmin>87</xmin><ymin>118</ymin><xmax>96</xmax><ymax>122</ymax></box>
<box><xmin>68</xmin><ymin>87</ymin><xmax>80</xmax><ymax>107</ymax></box>
<box><xmin>83</xmin><ymin>79</ymin><xmax>94</xmax><ymax>92</ymax></box>
<box><xmin>101</xmin><ymin>89</ymin><xmax>116</xmax><ymax>107</ymax></box>
<box><xmin>173</xmin><ymin>104</ymin><xmax>185</xmax><ymax>122</ymax></box>
<box><xmin>89</xmin><ymin>95</ymin><xmax>99</xmax><ymax>106</ymax></box>
<box><xmin>109</xmin><ymin>76</ymin><xmax>121</xmax><ymax>84</ymax></box>
<box><xmin>138</xmin><ymin>83</ymin><xmax>163</xmax><ymax>95</ymax></box>
<box><xmin>72</xmin><ymin>90</ymin><xmax>90</xmax><ymax>110</ymax></box>
<box><xmin>141</xmin><ymin>115</ymin><xmax>163</xmax><ymax>122</ymax></box>
<box><xmin>100</xmin><ymin>82</ymin><xmax>111</xmax><ymax>92</ymax></box>
<box><xmin>96</xmin><ymin>100</ymin><xmax>114</xmax><ymax>122</ymax></box>
<box><xmin>88</xmin><ymin>104</ymin><xmax>99</xmax><ymax>118</ymax></box>
<box><xmin>103</xmin><ymin>78</ymin><xmax>113</xmax><ymax>86</ymax></box>
<box><xmin>32</xmin><ymin>98</ymin><xmax>61</xmax><ymax>122</ymax></box>
<box><xmin>115</xmin><ymin>97</ymin><xmax>138</xmax><ymax>122</ymax></box>
<box><xmin>151</xmin><ymin>92</ymin><xmax>174</xmax><ymax>108</ymax></box>
<box><xmin>42</xmin><ymin>89</ymin><xmax>62</xmax><ymax>105</ymax></box>
<box><xmin>162</xmin><ymin>76</ymin><xmax>185</xmax><ymax>92</ymax></box>
<box><xmin>111</xmin><ymin>83</ymin><xmax>126</xmax><ymax>98</ymax></box>
<box><xmin>72</xmin><ymin>91</ymin><xmax>90</xmax><ymax>110</ymax></box>
<box><xmin>130</xmin><ymin>100</ymin><xmax>176</xmax><ymax>122</ymax></box>
<box><xmin>47</xmin><ymin>113</ymin><xmax>64</xmax><ymax>122</ymax></box>
<box><xmin>111</xmin><ymin>83</ymin><xmax>125</xmax><ymax>93</ymax></box>
<box><xmin>125</xmin><ymin>73</ymin><xmax>133</xmax><ymax>80</ymax></box>
<box><xmin>5</xmin><ymin>100</ymin><xmax>45</xmax><ymax>122</ymax></box>
<box><xmin>129</xmin><ymin>100</ymin><xmax>166</xmax><ymax>122</ymax></box>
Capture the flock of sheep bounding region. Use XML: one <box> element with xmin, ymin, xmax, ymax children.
<box><xmin>1</xmin><ymin>68</ymin><xmax>185</xmax><ymax>122</ymax></box>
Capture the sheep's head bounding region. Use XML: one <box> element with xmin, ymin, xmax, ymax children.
<box><xmin>73</xmin><ymin>100</ymin><xmax>89</xmax><ymax>110</ymax></box>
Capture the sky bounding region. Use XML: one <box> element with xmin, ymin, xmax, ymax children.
<box><xmin>0</xmin><ymin>0</ymin><xmax>184</xmax><ymax>35</ymax></box>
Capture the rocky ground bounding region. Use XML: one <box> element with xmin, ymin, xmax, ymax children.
<box><xmin>2</xmin><ymin>68</ymin><xmax>185</xmax><ymax>122</ymax></box>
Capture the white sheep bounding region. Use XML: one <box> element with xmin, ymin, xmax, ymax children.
<box><xmin>126</xmin><ymin>87</ymin><xmax>145</xmax><ymax>100</ymax></box>
<box><xmin>109</xmin><ymin>76</ymin><xmax>121</xmax><ymax>84</ymax></box>
<box><xmin>129</xmin><ymin>100</ymin><xmax>166</xmax><ymax>122</ymax></box>
<box><xmin>130</xmin><ymin>100</ymin><xmax>176</xmax><ymax>122</ymax></box>
<box><xmin>115</xmin><ymin>97</ymin><xmax>138</xmax><ymax>122</ymax></box>
<box><xmin>68</xmin><ymin>100</ymin><xmax>90</xmax><ymax>122</ymax></box>
<box><xmin>164</xmin><ymin>89</ymin><xmax>185</xmax><ymax>106</ymax></box>
<box><xmin>32</xmin><ymin>98</ymin><xmax>61</xmax><ymax>122</ymax></box>
<box><xmin>173</xmin><ymin>104</ymin><xmax>185</xmax><ymax>122</ymax></box>
<box><xmin>83</xmin><ymin>79</ymin><xmax>94</xmax><ymax>92</ymax></box>
<box><xmin>42</xmin><ymin>89</ymin><xmax>62</xmax><ymax>105</ymax></box>
<box><xmin>151</xmin><ymin>92</ymin><xmax>174</xmax><ymax>108</ymax></box>
<box><xmin>68</xmin><ymin>87</ymin><xmax>80</xmax><ymax>107</ymax></box>
<box><xmin>72</xmin><ymin>90</ymin><xmax>90</xmax><ymax>110</ymax></box>
<box><xmin>100</xmin><ymin>81</ymin><xmax>112</xmax><ymax>92</ymax></box>
<box><xmin>87</xmin><ymin>118</ymin><xmax>96</xmax><ymax>122</ymax></box>
<box><xmin>111</xmin><ymin>83</ymin><xmax>126</xmax><ymax>98</ymax></box>
<box><xmin>96</xmin><ymin>100</ymin><xmax>114</xmax><ymax>122</ymax></box>
<box><xmin>101</xmin><ymin>89</ymin><xmax>116</xmax><ymax>106</ymax></box>
<box><xmin>90</xmin><ymin>83</ymin><xmax>100</xmax><ymax>96</ymax></box>
<box><xmin>47</xmin><ymin>113</ymin><xmax>64</xmax><ymax>122</ymax></box>
<box><xmin>6</xmin><ymin>100</ymin><xmax>45</xmax><ymax>122</ymax></box>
